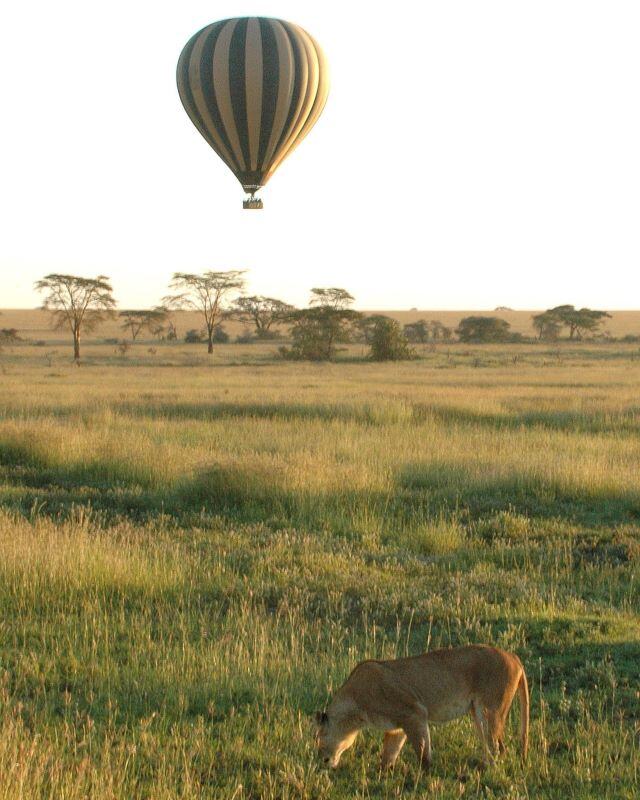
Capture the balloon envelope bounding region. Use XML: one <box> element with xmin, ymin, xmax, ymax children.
<box><xmin>177</xmin><ymin>17</ymin><xmax>329</xmax><ymax>206</ymax></box>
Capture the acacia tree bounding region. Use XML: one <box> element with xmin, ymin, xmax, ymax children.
<box><xmin>35</xmin><ymin>274</ymin><xmax>116</xmax><ymax>360</ymax></box>
<box><xmin>531</xmin><ymin>311</ymin><xmax>562</xmax><ymax>341</ymax></box>
<box><xmin>232</xmin><ymin>296</ymin><xmax>293</xmax><ymax>338</ymax></box>
<box><xmin>429</xmin><ymin>320</ymin><xmax>453</xmax><ymax>341</ymax></box>
<box><xmin>456</xmin><ymin>316</ymin><xmax>512</xmax><ymax>343</ymax></box>
<box><xmin>404</xmin><ymin>319</ymin><xmax>430</xmax><ymax>344</ymax></box>
<box><xmin>309</xmin><ymin>287</ymin><xmax>355</xmax><ymax>310</ymax></box>
<box><xmin>548</xmin><ymin>305</ymin><xmax>611</xmax><ymax>339</ymax></box>
<box><xmin>282</xmin><ymin>288</ymin><xmax>361</xmax><ymax>360</ymax></box>
<box><xmin>574</xmin><ymin>308</ymin><xmax>611</xmax><ymax>339</ymax></box>
<box><xmin>163</xmin><ymin>271</ymin><xmax>245</xmax><ymax>354</ymax></box>
<box><xmin>532</xmin><ymin>305</ymin><xmax>611</xmax><ymax>340</ymax></box>
<box><xmin>119</xmin><ymin>307</ymin><xmax>168</xmax><ymax>341</ymax></box>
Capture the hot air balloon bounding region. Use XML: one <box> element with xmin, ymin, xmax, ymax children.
<box><xmin>177</xmin><ymin>17</ymin><xmax>329</xmax><ymax>209</ymax></box>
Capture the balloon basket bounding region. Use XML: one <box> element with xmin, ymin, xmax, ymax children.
<box><xmin>243</xmin><ymin>197</ymin><xmax>263</xmax><ymax>210</ymax></box>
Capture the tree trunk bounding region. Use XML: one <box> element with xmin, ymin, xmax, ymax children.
<box><xmin>207</xmin><ymin>334</ymin><xmax>213</xmax><ymax>354</ymax></box>
<box><xmin>326</xmin><ymin>330</ymin><xmax>334</xmax><ymax>360</ymax></box>
<box><xmin>73</xmin><ymin>332</ymin><xmax>80</xmax><ymax>360</ymax></box>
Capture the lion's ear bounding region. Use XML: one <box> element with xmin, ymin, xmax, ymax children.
<box><xmin>315</xmin><ymin>711</ymin><xmax>328</xmax><ymax>725</ymax></box>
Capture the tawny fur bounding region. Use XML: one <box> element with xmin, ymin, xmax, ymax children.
<box><xmin>316</xmin><ymin>644</ymin><xmax>529</xmax><ymax>771</ymax></box>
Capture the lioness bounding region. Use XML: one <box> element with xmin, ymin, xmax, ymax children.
<box><xmin>315</xmin><ymin>645</ymin><xmax>528</xmax><ymax>771</ymax></box>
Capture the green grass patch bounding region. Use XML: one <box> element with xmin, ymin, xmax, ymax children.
<box><xmin>0</xmin><ymin>347</ymin><xmax>639</xmax><ymax>797</ymax></box>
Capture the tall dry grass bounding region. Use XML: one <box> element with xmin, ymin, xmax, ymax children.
<box><xmin>0</xmin><ymin>346</ymin><xmax>638</xmax><ymax>797</ymax></box>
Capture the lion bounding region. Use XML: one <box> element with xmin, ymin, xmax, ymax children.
<box><xmin>315</xmin><ymin>644</ymin><xmax>529</xmax><ymax>771</ymax></box>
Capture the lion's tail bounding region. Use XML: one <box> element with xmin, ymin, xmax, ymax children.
<box><xmin>517</xmin><ymin>668</ymin><xmax>530</xmax><ymax>762</ymax></box>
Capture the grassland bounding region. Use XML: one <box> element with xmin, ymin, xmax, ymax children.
<box><xmin>0</xmin><ymin>337</ymin><xmax>639</xmax><ymax>798</ymax></box>
<box><xmin>3</xmin><ymin>307</ymin><xmax>640</xmax><ymax>342</ymax></box>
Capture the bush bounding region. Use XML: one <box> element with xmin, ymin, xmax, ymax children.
<box><xmin>236</xmin><ymin>329</ymin><xmax>256</xmax><ymax>344</ymax></box>
<box><xmin>369</xmin><ymin>317</ymin><xmax>414</xmax><ymax>361</ymax></box>
<box><xmin>235</xmin><ymin>327</ymin><xmax>284</xmax><ymax>344</ymax></box>
<box><xmin>255</xmin><ymin>328</ymin><xmax>284</xmax><ymax>340</ymax></box>
<box><xmin>403</xmin><ymin>320</ymin><xmax>429</xmax><ymax>344</ymax></box>
<box><xmin>285</xmin><ymin>307</ymin><xmax>361</xmax><ymax>360</ymax></box>
<box><xmin>186</xmin><ymin>325</ymin><xmax>227</xmax><ymax>345</ymax></box>
<box><xmin>456</xmin><ymin>316</ymin><xmax>512</xmax><ymax>343</ymax></box>
<box><xmin>278</xmin><ymin>345</ymin><xmax>296</xmax><ymax>360</ymax></box>
<box><xmin>212</xmin><ymin>324</ymin><xmax>229</xmax><ymax>343</ymax></box>
<box><xmin>185</xmin><ymin>329</ymin><xmax>204</xmax><ymax>344</ymax></box>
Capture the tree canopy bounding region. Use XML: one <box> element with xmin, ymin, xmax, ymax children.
<box><xmin>119</xmin><ymin>308</ymin><xmax>168</xmax><ymax>341</ymax></box>
<box><xmin>531</xmin><ymin>305</ymin><xmax>611</xmax><ymax>340</ymax></box>
<box><xmin>456</xmin><ymin>316</ymin><xmax>512</xmax><ymax>343</ymax></box>
<box><xmin>403</xmin><ymin>319</ymin><xmax>430</xmax><ymax>344</ymax></box>
<box><xmin>309</xmin><ymin>287</ymin><xmax>355</xmax><ymax>310</ymax></box>
<box><xmin>359</xmin><ymin>314</ymin><xmax>393</xmax><ymax>345</ymax></box>
<box><xmin>404</xmin><ymin>319</ymin><xmax>452</xmax><ymax>343</ymax></box>
<box><xmin>232</xmin><ymin>295</ymin><xmax>293</xmax><ymax>339</ymax></box>
<box><xmin>281</xmin><ymin>288</ymin><xmax>360</xmax><ymax>361</ymax></box>
<box><xmin>163</xmin><ymin>271</ymin><xmax>245</xmax><ymax>354</ymax></box>
<box><xmin>532</xmin><ymin>311</ymin><xmax>562</xmax><ymax>341</ymax></box>
<box><xmin>34</xmin><ymin>274</ymin><xmax>116</xmax><ymax>359</ymax></box>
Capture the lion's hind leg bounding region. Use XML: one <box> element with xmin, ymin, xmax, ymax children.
<box><xmin>470</xmin><ymin>701</ymin><xmax>495</xmax><ymax>766</ymax></box>
<box><xmin>380</xmin><ymin>730</ymin><xmax>407</xmax><ymax>770</ymax></box>
<box><xmin>486</xmin><ymin>709</ymin><xmax>506</xmax><ymax>757</ymax></box>
<box><xmin>487</xmin><ymin>674</ymin><xmax>520</xmax><ymax>758</ymax></box>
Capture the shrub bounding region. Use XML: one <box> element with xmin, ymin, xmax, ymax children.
<box><xmin>456</xmin><ymin>316</ymin><xmax>512</xmax><ymax>343</ymax></box>
<box><xmin>0</xmin><ymin>329</ymin><xmax>21</xmax><ymax>343</ymax></box>
<box><xmin>184</xmin><ymin>329</ymin><xmax>204</xmax><ymax>344</ymax></box>
<box><xmin>255</xmin><ymin>328</ymin><xmax>284</xmax><ymax>340</ymax></box>
<box><xmin>369</xmin><ymin>317</ymin><xmax>414</xmax><ymax>361</ymax></box>
<box><xmin>212</xmin><ymin>324</ymin><xmax>229</xmax><ymax>343</ymax></box>
<box><xmin>236</xmin><ymin>329</ymin><xmax>256</xmax><ymax>344</ymax></box>
<box><xmin>286</xmin><ymin>307</ymin><xmax>360</xmax><ymax>360</ymax></box>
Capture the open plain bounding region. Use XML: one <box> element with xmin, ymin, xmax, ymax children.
<box><xmin>0</xmin><ymin>332</ymin><xmax>639</xmax><ymax>799</ymax></box>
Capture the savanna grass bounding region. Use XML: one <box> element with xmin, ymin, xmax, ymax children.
<box><xmin>0</xmin><ymin>344</ymin><xmax>638</xmax><ymax>798</ymax></box>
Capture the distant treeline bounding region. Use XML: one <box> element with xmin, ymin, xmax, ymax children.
<box><xmin>3</xmin><ymin>272</ymin><xmax>631</xmax><ymax>361</ymax></box>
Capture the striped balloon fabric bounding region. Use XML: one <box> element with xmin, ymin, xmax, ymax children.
<box><xmin>177</xmin><ymin>17</ymin><xmax>329</xmax><ymax>207</ymax></box>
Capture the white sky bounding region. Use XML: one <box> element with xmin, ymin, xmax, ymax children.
<box><xmin>1</xmin><ymin>1</ymin><xmax>639</xmax><ymax>310</ymax></box>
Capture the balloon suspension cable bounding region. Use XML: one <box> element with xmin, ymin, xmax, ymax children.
<box><xmin>243</xmin><ymin>188</ymin><xmax>263</xmax><ymax>210</ymax></box>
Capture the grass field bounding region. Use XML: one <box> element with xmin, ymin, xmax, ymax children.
<box><xmin>0</xmin><ymin>337</ymin><xmax>639</xmax><ymax>798</ymax></box>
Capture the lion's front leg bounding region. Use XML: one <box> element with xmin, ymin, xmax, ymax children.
<box><xmin>403</xmin><ymin>717</ymin><xmax>432</xmax><ymax>770</ymax></box>
<box><xmin>380</xmin><ymin>730</ymin><xmax>407</xmax><ymax>769</ymax></box>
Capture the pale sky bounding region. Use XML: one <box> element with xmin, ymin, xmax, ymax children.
<box><xmin>1</xmin><ymin>1</ymin><xmax>639</xmax><ymax>310</ymax></box>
